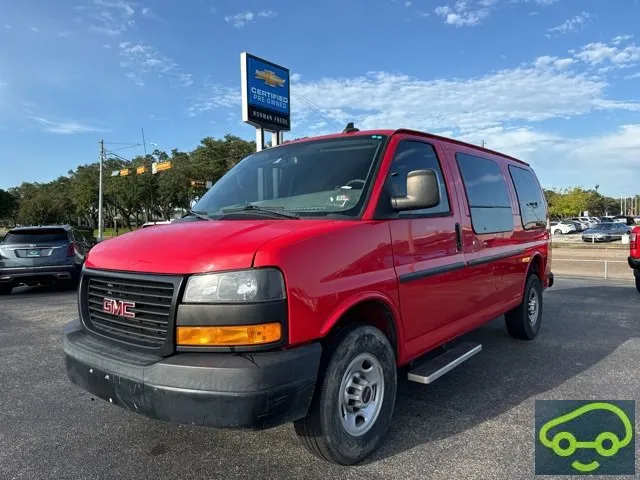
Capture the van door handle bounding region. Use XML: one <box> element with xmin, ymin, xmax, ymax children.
<box><xmin>455</xmin><ymin>223</ymin><xmax>463</xmax><ymax>251</ymax></box>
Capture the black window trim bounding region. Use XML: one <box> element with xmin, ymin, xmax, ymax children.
<box><xmin>455</xmin><ymin>152</ymin><xmax>514</xmax><ymax>235</ymax></box>
<box><xmin>376</xmin><ymin>138</ymin><xmax>453</xmax><ymax>220</ymax></box>
<box><xmin>508</xmin><ymin>164</ymin><xmax>547</xmax><ymax>231</ymax></box>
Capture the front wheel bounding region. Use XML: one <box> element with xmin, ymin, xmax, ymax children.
<box><xmin>505</xmin><ymin>274</ymin><xmax>543</xmax><ymax>340</ymax></box>
<box><xmin>294</xmin><ymin>325</ymin><xmax>397</xmax><ymax>465</ymax></box>
<box><xmin>553</xmin><ymin>229</ymin><xmax>562</xmax><ymax>235</ymax></box>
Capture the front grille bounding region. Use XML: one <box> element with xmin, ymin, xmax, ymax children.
<box><xmin>84</xmin><ymin>275</ymin><xmax>176</xmax><ymax>348</ymax></box>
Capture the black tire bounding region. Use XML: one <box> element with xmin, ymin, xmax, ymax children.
<box><xmin>294</xmin><ymin>325</ymin><xmax>397</xmax><ymax>465</ymax></box>
<box><xmin>553</xmin><ymin>229</ymin><xmax>562</xmax><ymax>235</ymax></box>
<box><xmin>635</xmin><ymin>275</ymin><xmax>640</xmax><ymax>294</ymax></box>
<box><xmin>0</xmin><ymin>284</ymin><xmax>12</xmax><ymax>295</ymax></box>
<box><xmin>505</xmin><ymin>274</ymin><xmax>543</xmax><ymax>340</ymax></box>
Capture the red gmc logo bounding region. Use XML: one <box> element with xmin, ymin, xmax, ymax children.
<box><xmin>103</xmin><ymin>297</ymin><xmax>136</xmax><ymax>318</ymax></box>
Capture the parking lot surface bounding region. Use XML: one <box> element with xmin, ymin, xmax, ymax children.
<box><xmin>1</xmin><ymin>278</ymin><xmax>639</xmax><ymax>480</ymax></box>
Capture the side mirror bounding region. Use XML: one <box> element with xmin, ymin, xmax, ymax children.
<box><xmin>391</xmin><ymin>169</ymin><xmax>440</xmax><ymax>211</ymax></box>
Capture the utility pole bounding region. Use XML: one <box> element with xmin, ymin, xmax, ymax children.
<box><xmin>481</xmin><ymin>140</ymin><xmax>486</xmax><ymax>148</ymax></box>
<box><xmin>98</xmin><ymin>139</ymin><xmax>105</xmax><ymax>241</ymax></box>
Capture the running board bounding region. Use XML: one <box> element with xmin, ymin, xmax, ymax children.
<box><xmin>407</xmin><ymin>342</ymin><xmax>482</xmax><ymax>384</ymax></box>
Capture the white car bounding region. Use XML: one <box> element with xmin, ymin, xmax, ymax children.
<box><xmin>550</xmin><ymin>221</ymin><xmax>577</xmax><ymax>235</ymax></box>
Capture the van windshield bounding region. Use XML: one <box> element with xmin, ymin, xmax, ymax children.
<box><xmin>192</xmin><ymin>135</ymin><xmax>387</xmax><ymax>219</ymax></box>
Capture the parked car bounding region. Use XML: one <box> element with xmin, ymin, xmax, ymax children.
<box><xmin>629</xmin><ymin>226</ymin><xmax>640</xmax><ymax>293</ymax></box>
<box><xmin>63</xmin><ymin>126</ymin><xmax>553</xmax><ymax>465</ymax></box>
<box><xmin>0</xmin><ymin>225</ymin><xmax>92</xmax><ymax>294</ymax></box>
<box><xmin>613</xmin><ymin>215</ymin><xmax>635</xmax><ymax>226</ymax></box>
<box><xmin>564</xmin><ymin>220</ymin><xmax>585</xmax><ymax>232</ymax></box>
<box><xmin>570</xmin><ymin>217</ymin><xmax>591</xmax><ymax>230</ymax></box>
<box><xmin>141</xmin><ymin>220</ymin><xmax>173</xmax><ymax>228</ymax></box>
<box><xmin>550</xmin><ymin>221</ymin><xmax>576</xmax><ymax>235</ymax></box>
<box><xmin>582</xmin><ymin>222</ymin><xmax>631</xmax><ymax>242</ymax></box>
<box><xmin>578</xmin><ymin>216</ymin><xmax>597</xmax><ymax>228</ymax></box>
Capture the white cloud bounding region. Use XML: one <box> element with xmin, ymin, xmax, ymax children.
<box><xmin>547</xmin><ymin>12</ymin><xmax>592</xmax><ymax>36</ymax></box>
<box><xmin>4</xmin><ymin>24</ymin><xmax>12</xmax><ymax>30</ymax></box>
<box><xmin>291</xmin><ymin>73</ymin><xmax>302</xmax><ymax>82</ymax></box>
<box><xmin>434</xmin><ymin>1</ymin><xmax>496</xmax><ymax>27</ymax></box>
<box><xmin>210</xmin><ymin>6</ymin><xmax>217</xmax><ymax>14</ymax></box>
<box><xmin>575</xmin><ymin>39</ymin><xmax>640</xmax><ymax>67</ymax></box>
<box><xmin>187</xmin><ymin>84</ymin><xmax>241</xmax><ymax>117</ymax></box>
<box><xmin>28</xmin><ymin>25</ymin><xmax>39</xmax><ymax>32</ymax></box>
<box><xmin>225</xmin><ymin>11</ymin><xmax>254</xmax><ymax>28</ymax></box>
<box><xmin>258</xmin><ymin>10</ymin><xmax>278</xmax><ymax>18</ymax></box>
<box><xmin>612</xmin><ymin>34</ymin><xmax>633</xmax><ymax>45</ymax></box>
<box><xmin>625</xmin><ymin>72</ymin><xmax>640</xmax><ymax>79</ymax></box>
<box><xmin>405</xmin><ymin>1</ymin><xmax>412</xmax><ymax>6</ymax></box>
<box><xmin>119</xmin><ymin>41</ymin><xmax>192</xmax><ymax>87</ymax></box>
<box><xmin>141</xmin><ymin>7</ymin><xmax>166</xmax><ymax>22</ymax></box>
<box><xmin>28</xmin><ymin>115</ymin><xmax>108</xmax><ymax>134</ymax></box>
<box><xmin>78</xmin><ymin>0</ymin><xmax>137</xmax><ymax>36</ymax></box>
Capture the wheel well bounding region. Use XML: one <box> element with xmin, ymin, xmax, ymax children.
<box><xmin>324</xmin><ymin>300</ymin><xmax>398</xmax><ymax>357</ymax></box>
<box><xmin>529</xmin><ymin>254</ymin><xmax>544</xmax><ymax>281</ymax></box>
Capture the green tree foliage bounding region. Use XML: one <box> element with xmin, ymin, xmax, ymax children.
<box><xmin>0</xmin><ymin>189</ymin><xmax>19</xmax><ymax>225</ymax></box>
<box><xmin>545</xmin><ymin>187</ymin><xmax>621</xmax><ymax>219</ymax></box>
<box><xmin>6</xmin><ymin>135</ymin><xmax>257</xmax><ymax>227</ymax></box>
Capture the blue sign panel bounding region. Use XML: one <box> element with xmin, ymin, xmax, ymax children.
<box><xmin>242</xmin><ymin>53</ymin><xmax>290</xmax><ymax>131</ymax></box>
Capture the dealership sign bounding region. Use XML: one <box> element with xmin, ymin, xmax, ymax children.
<box><xmin>241</xmin><ymin>52</ymin><xmax>290</xmax><ymax>132</ymax></box>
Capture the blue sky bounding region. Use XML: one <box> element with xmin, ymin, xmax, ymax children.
<box><xmin>1</xmin><ymin>0</ymin><xmax>639</xmax><ymax>196</ymax></box>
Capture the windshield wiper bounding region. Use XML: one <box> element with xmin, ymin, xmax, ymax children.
<box><xmin>184</xmin><ymin>210</ymin><xmax>213</xmax><ymax>221</ymax></box>
<box><xmin>221</xmin><ymin>204</ymin><xmax>301</xmax><ymax>219</ymax></box>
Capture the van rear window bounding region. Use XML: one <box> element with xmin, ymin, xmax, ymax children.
<box><xmin>508</xmin><ymin>165</ymin><xmax>547</xmax><ymax>230</ymax></box>
<box><xmin>2</xmin><ymin>229</ymin><xmax>69</xmax><ymax>244</ymax></box>
<box><xmin>456</xmin><ymin>153</ymin><xmax>513</xmax><ymax>234</ymax></box>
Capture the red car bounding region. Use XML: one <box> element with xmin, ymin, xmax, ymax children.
<box><xmin>63</xmin><ymin>126</ymin><xmax>552</xmax><ymax>465</ymax></box>
<box><xmin>630</xmin><ymin>226</ymin><xmax>640</xmax><ymax>293</ymax></box>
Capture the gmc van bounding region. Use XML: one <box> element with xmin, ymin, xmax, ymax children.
<box><xmin>630</xmin><ymin>226</ymin><xmax>640</xmax><ymax>293</ymax></box>
<box><xmin>63</xmin><ymin>127</ymin><xmax>552</xmax><ymax>465</ymax></box>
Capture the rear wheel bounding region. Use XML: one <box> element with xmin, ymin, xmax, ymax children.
<box><xmin>505</xmin><ymin>274</ymin><xmax>543</xmax><ymax>340</ymax></box>
<box><xmin>0</xmin><ymin>284</ymin><xmax>12</xmax><ymax>295</ymax></box>
<box><xmin>553</xmin><ymin>229</ymin><xmax>562</xmax><ymax>235</ymax></box>
<box><xmin>294</xmin><ymin>325</ymin><xmax>397</xmax><ymax>465</ymax></box>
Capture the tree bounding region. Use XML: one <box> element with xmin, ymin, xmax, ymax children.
<box><xmin>0</xmin><ymin>189</ymin><xmax>19</xmax><ymax>225</ymax></box>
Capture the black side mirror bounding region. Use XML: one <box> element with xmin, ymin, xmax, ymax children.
<box><xmin>391</xmin><ymin>169</ymin><xmax>440</xmax><ymax>211</ymax></box>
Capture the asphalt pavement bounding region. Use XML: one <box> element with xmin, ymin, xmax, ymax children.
<box><xmin>1</xmin><ymin>278</ymin><xmax>639</xmax><ymax>480</ymax></box>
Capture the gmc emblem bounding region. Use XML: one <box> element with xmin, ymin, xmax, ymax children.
<box><xmin>103</xmin><ymin>297</ymin><xmax>136</xmax><ymax>318</ymax></box>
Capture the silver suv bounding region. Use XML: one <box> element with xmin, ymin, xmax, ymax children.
<box><xmin>0</xmin><ymin>225</ymin><xmax>93</xmax><ymax>294</ymax></box>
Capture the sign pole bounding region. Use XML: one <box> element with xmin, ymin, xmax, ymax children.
<box><xmin>256</xmin><ymin>128</ymin><xmax>264</xmax><ymax>152</ymax></box>
<box><xmin>270</xmin><ymin>131</ymin><xmax>279</xmax><ymax>147</ymax></box>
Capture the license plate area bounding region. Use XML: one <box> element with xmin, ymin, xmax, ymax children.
<box><xmin>26</xmin><ymin>249</ymin><xmax>41</xmax><ymax>257</ymax></box>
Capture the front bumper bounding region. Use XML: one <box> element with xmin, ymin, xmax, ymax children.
<box><xmin>63</xmin><ymin>320</ymin><xmax>321</xmax><ymax>430</ymax></box>
<box><xmin>0</xmin><ymin>265</ymin><xmax>78</xmax><ymax>285</ymax></box>
<box><xmin>629</xmin><ymin>257</ymin><xmax>640</xmax><ymax>273</ymax></box>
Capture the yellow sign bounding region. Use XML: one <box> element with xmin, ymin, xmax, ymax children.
<box><xmin>120</xmin><ymin>169</ymin><xmax>130</xmax><ymax>176</ymax></box>
<box><xmin>255</xmin><ymin>69</ymin><xmax>286</xmax><ymax>87</ymax></box>
<box><xmin>153</xmin><ymin>161</ymin><xmax>172</xmax><ymax>173</ymax></box>
<box><xmin>136</xmin><ymin>166</ymin><xmax>146</xmax><ymax>175</ymax></box>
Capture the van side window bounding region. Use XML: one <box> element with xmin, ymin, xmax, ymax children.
<box><xmin>456</xmin><ymin>153</ymin><xmax>513</xmax><ymax>234</ymax></box>
<box><xmin>387</xmin><ymin>141</ymin><xmax>450</xmax><ymax>216</ymax></box>
<box><xmin>508</xmin><ymin>165</ymin><xmax>547</xmax><ymax>230</ymax></box>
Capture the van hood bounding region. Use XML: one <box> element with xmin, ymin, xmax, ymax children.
<box><xmin>85</xmin><ymin>219</ymin><xmax>340</xmax><ymax>275</ymax></box>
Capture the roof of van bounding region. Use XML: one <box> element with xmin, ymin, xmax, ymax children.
<box><xmin>282</xmin><ymin>128</ymin><xmax>530</xmax><ymax>166</ymax></box>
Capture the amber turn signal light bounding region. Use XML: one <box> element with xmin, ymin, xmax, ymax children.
<box><xmin>176</xmin><ymin>323</ymin><xmax>282</xmax><ymax>346</ymax></box>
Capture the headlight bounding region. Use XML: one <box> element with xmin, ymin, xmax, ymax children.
<box><xmin>183</xmin><ymin>268</ymin><xmax>286</xmax><ymax>303</ymax></box>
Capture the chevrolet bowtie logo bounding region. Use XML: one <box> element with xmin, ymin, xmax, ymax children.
<box><xmin>255</xmin><ymin>69</ymin><xmax>286</xmax><ymax>87</ymax></box>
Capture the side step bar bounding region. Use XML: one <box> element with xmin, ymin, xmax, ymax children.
<box><xmin>407</xmin><ymin>341</ymin><xmax>482</xmax><ymax>384</ymax></box>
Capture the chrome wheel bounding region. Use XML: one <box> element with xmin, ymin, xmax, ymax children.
<box><xmin>528</xmin><ymin>288</ymin><xmax>539</xmax><ymax>326</ymax></box>
<box><xmin>339</xmin><ymin>353</ymin><xmax>385</xmax><ymax>437</ymax></box>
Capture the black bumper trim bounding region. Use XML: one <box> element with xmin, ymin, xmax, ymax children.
<box><xmin>629</xmin><ymin>257</ymin><xmax>640</xmax><ymax>271</ymax></box>
<box><xmin>0</xmin><ymin>265</ymin><xmax>78</xmax><ymax>283</ymax></box>
<box><xmin>63</xmin><ymin>320</ymin><xmax>321</xmax><ymax>429</ymax></box>
<box><xmin>547</xmin><ymin>272</ymin><xmax>554</xmax><ymax>288</ymax></box>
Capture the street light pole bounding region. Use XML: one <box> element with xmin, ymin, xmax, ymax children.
<box><xmin>98</xmin><ymin>139</ymin><xmax>105</xmax><ymax>241</ymax></box>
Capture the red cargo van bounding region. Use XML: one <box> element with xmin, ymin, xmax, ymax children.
<box><xmin>64</xmin><ymin>127</ymin><xmax>552</xmax><ymax>465</ymax></box>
